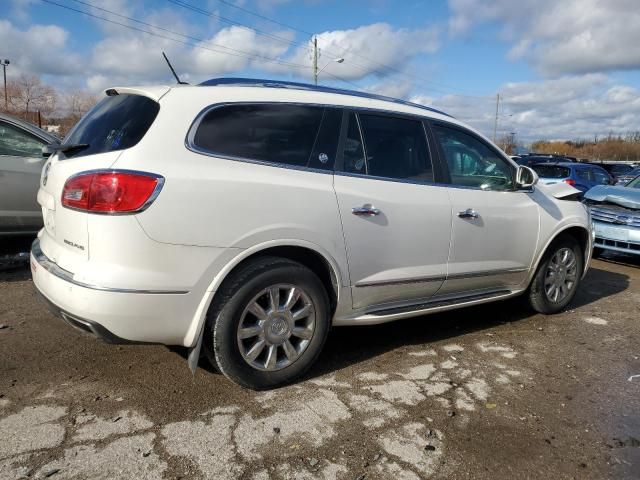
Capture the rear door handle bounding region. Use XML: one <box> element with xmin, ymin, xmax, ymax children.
<box><xmin>458</xmin><ymin>208</ymin><xmax>479</xmax><ymax>219</ymax></box>
<box><xmin>352</xmin><ymin>204</ymin><xmax>381</xmax><ymax>216</ymax></box>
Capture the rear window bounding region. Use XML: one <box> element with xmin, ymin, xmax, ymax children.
<box><xmin>532</xmin><ymin>165</ymin><xmax>570</xmax><ymax>178</ymax></box>
<box><xmin>192</xmin><ymin>104</ymin><xmax>340</xmax><ymax>170</ymax></box>
<box><xmin>64</xmin><ymin>94</ymin><xmax>159</xmax><ymax>158</ymax></box>
<box><xmin>610</xmin><ymin>164</ymin><xmax>633</xmax><ymax>174</ymax></box>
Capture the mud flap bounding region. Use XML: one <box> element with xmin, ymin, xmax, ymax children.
<box><xmin>187</xmin><ymin>325</ymin><xmax>205</xmax><ymax>376</ymax></box>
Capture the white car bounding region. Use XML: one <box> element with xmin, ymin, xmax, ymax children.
<box><xmin>31</xmin><ymin>79</ymin><xmax>593</xmax><ymax>389</ymax></box>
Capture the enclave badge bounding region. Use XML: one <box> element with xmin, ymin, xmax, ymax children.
<box><xmin>42</xmin><ymin>162</ymin><xmax>51</xmax><ymax>186</ymax></box>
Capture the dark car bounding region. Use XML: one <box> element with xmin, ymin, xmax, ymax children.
<box><xmin>598</xmin><ymin>163</ymin><xmax>635</xmax><ymax>182</ymax></box>
<box><xmin>614</xmin><ymin>167</ymin><xmax>640</xmax><ymax>185</ymax></box>
<box><xmin>515</xmin><ymin>154</ymin><xmax>575</xmax><ymax>167</ymax></box>
<box><xmin>531</xmin><ymin>162</ymin><xmax>612</xmax><ymax>193</ymax></box>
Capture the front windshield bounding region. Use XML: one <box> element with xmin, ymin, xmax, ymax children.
<box><xmin>626</xmin><ymin>175</ymin><xmax>640</xmax><ymax>189</ymax></box>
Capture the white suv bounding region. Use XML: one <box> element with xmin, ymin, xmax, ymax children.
<box><xmin>31</xmin><ymin>79</ymin><xmax>593</xmax><ymax>389</ymax></box>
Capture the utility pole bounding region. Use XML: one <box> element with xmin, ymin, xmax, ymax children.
<box><xmin>312</xmin><ymin>37</ymin><xmax>318</xmax><ymax>86</ymax></box>
<box><xmin>1</xmin><ymin>59</ymin><xmax>9</xmax><ymax>110</ymax></box>
<box><xmin>492</xmin><ymin>93</ymin><xmax>500</xmax><ymax>143</ymax></box>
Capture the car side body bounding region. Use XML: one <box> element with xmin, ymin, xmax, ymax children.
<box><xmin>31</xmin><ymin>79</ymin><xmax>593</xmax><ymax>388</ymax></box>
<box><xmin>531</xmin><ymin>162</ymin><xmax>612</xmax><ymax>193</ymax></box>
<box><xmin>0</xmin><ymin>113</ymin><xmax>60</xmax><ymax>236</ymax></box>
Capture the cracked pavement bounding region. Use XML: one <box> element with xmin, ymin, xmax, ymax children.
<box><xmin>1</xmin><ymin>242</ymin><xmax>639</xmax><ymax>479</ymax></box>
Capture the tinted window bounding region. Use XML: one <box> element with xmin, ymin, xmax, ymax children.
<box><xmin>576</xmin><ymin>168</ymin><xmax>591</xmax><ymax>181</ymax></box>
<box><xmin>193</xmin><ymin>104</ymin><xmax>336</xmax><ymax>169</ymax></box>
<box><xmin>65</xmin><ymin>94</ymin><xmax>159</xmax><ymax>158</ymax></box>
<box><xmin>432</xmin><ymin>124</ymin><xmax>513</xmax><ymax>190</ymax></box>
<box><xmin>0</xmin><ymin>121</ymin><xmax>45</xmax><ymax>157</ymax></box>
<box><xmin>610</xmin><ymin>164</ymin><xmax>633</xmax><ymax>174</ymax></box>
<box><xmin>356</xmin><ymin>114</ymin><xmax>432</xmax><ymax>182</ymax></box>
<box><xmin>531</xmin><ymin>165</ymin><xmax>570</xmax><ymax>178</ymax></box>
<box><xmin>342</xmin><ymin>112</ymin><xmax>366</xmax><ymax>174</ymax></box>
<box><xmin>591</xmin><ymin>168</ymin><xmax>611</xmax><ymax>185</ymax></box>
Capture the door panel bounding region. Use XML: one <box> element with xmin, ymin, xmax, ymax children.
<box><xmin>429</xmin><ymin>122</ymin><xmax>539</xmax><ymax>294</ymax></box>
<box><xmin>334</xmin><ymin>111</ymin><xmax>451</xmax><ymax>310</ymax></box>
<box><xmin>440</xmin><ymin>188</ymin><xmax>539</xmax><ymax>294</ymax></box>
<box><xmin>334</xmin><ymin>175</ymin><xmax>452</xmax><ymax>309</ymax></box>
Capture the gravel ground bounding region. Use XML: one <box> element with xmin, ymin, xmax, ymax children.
<box><xmin>0</xmin><ymin>237</ymin><xmax>639</xmax><ymax>479</ymax></box>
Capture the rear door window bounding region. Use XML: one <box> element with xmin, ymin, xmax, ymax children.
<box><xmin>192</xmin><ymin>104</ymin><xmax>340</xmax><ymax>170</ymax></box>
<box><xmin>576</xmin><ymin>168</ymin><xmax>592</xmax><ymax>181</ymax></box>
<box><xmin>64</xmin><ymin>94</ymin><xmax>160</xmax><ymax>158</ymax></box>
<box><xmin>357</xmin><ymin>113</ymin><xmax>433</xmax><ymax>182</ymax></box>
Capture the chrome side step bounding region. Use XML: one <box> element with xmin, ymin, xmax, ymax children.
<box><xmin>369</xmin><ymin>290</ymin><xmax>512</xmax><ymax>317</ymax></box>
<box><xmin>334</xmin><ymin>289</ymin><xmax>518</xmax><ymax>326</ymax></box>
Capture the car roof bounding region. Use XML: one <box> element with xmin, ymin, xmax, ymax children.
<box><xmin>197</xmin><ymin>77</ymin><xmax>452</xmax><ymax>118</ymax></box>
<box><xmin>532</xmin><ymin>162</ymin><xmax>576</xmax><ymax>167</ymax></box>
<box><xmin>0</xmin><ymin>112</ymin><xmax>60</xmax><ymax>144</ymax></box>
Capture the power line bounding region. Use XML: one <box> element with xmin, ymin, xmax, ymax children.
<box><xmin>168</xmin><ymin>0</ymin><xmax>312</xmax><ymax>52</ymax></box>
<box><xmin>42</xmin><ymin>0</ymin><xmax>311</xmax><ymax>72</ymax></box>
<box><xmin>211</xmin><ymin>0</ymin><xmax>314</xmax><ymax>37</ymax></box>
<box><xmin>205</xmin><ymin>0</ymin><xmax>488</xmax><ymax>98</ymax></box>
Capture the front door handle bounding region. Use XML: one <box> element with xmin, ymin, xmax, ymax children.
<box><xmin>352</xmin><ymin>204</ymin><xmax>381</xmax><ymax>216</ymax></box>
<box><xmin>458</xmin><ymin>208</ymin><xmax>479</xmax><ymax>219</ymax></box>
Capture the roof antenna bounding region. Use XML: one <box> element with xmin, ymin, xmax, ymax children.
<box><xmin>162</xmin><ymin>51</ymin><xmax>188</xmax><ymax>85</ymax></box>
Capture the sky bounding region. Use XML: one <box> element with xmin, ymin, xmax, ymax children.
<box><xmin>2</xmin><ymin>0</ymin><xmax>640</xmax><ymax>142</ymax></box>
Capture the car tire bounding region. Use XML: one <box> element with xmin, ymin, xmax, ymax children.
<box><xmin>204</xmin><ymin>256</ymin><xmax>330</xmax><ymax>390</ymax></box>
<box><xmin>527</xmin><ymin>235</ymin><xmax>584</xmax><ymax>314</ymax></box>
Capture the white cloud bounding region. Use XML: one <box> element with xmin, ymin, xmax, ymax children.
<box><xmin>284</xmin><ymin>23</ymin><xmax>440</xmax><ymax>82</ymax></box>
<box><xmin>448</xmin><ymin>0</ymin><xmax>640</xmax><ymax>75</ymax></box>
<box><xmin>0</xmin><ymin>20</ymin><xmax>82</xmax><ymax>77</ymax></box>
<box><xmin>409</xmin><ymin>74</ymin><xmax>640</xmax><ymax>142</ymax></box>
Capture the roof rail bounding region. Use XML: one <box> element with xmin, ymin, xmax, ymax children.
<box><xmin>198</xmin><ymin>77</ymin><xmax>452</xmax><ymax>118</ymax></box>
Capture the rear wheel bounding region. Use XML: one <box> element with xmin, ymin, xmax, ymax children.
<box><xmin>527</xmin><ymin>235</ymin><xmax>583</xmax><ymax>314</ymax></box>
<box><xmin>204</xmin><ymin>257</ymin><xmax>330</xmax><ymax>390</ymax></box>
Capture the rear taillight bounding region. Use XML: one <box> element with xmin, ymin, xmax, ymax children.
<box><xmin>563</xmin><ymin>179</ymin><xmax>576</xmax><ymax>186</ymax></box>
<box><xmin>61</xmin><ymin>171</ymin><xmax>163</xmax><ymax>213</ymax></box>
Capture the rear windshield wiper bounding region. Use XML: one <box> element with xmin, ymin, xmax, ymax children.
<box><xmin>42</xmin><ymin>143</ymin><xmax>90</xmax><ymax>157</ymax></box>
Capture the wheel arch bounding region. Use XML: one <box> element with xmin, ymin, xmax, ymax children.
<box><xmin>184</xmin><ymin>240</ymin><xmax>345</xmax><ymax>348</ymax></box>
<box><xmin>527</xmin><ymin>224</ymin><xmax>592</xmax><ymax>288</ymax></box>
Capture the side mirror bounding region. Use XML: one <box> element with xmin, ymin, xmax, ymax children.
<box><xmin>516</xmin><ymin>165</ymin><xmax>538</xmax><ymax>189</ymax></box>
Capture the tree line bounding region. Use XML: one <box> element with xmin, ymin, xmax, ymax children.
<box><xmin>1</xmin><ymin>74</ymin><xmax>97</xmax><ymax>137</ymax></box>
<box><xmin>531</xmin><ymin>133</ymin><xmax>640</xmax><ymax>162</ymax></box>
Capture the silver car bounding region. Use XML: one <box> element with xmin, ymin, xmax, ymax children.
<box><xmin>585</xmin><ymin>175</ymin><xmax>640</xmax><ymax>256</ymax></box>
<box><xmin>0</xmin><ymin>113</ymin><xmax>59</xmax><ymax>236</ymax></box>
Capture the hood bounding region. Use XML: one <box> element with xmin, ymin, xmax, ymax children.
<box><xmin>536</xmin><ymin>181</ymin><xmax>581</xmax><ymax>200</ymax></box>
<box><xmin>584</xmin><ymin>185</ymin><xmax>640</xmax><ymax>210</ymax></box>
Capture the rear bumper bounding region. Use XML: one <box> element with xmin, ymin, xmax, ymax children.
<box><xmin>30</xmin><ymin>238</ymin><xmax>200</xmax><ymax>345</ymax></box>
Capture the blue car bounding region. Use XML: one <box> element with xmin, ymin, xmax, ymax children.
<box><xmin>531</xmin><ymin>162</ymin><xmax>613</xmax><ymax>193</ymax></box>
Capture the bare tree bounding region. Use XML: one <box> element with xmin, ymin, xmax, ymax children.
<box><xmin>8</xmin><ymin>74</ymin><xmax>57</xmax><ymax>118</ymax></box>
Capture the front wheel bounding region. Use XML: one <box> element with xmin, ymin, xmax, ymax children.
<box><xmin>527</xmin><ymin>235</ymin><xmax>584</xmax><ymax>314</ymax></box>
<box><xmin>204</xmin><ymin>257</ymin><xmax>330</xmax><ymax>390</ymax></box>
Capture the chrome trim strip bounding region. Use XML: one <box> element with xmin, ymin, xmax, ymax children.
<box><xmin>31</xmin><ymin>239</ymin><xmax>189</xmax><ymax>295</ymax></box>
<box><xmin>446</xmin><ymin>267</ymin><xmax>528</xmax><ymax>280</ymax></box>
<box><xmin>356</xmin><ymin>275</ymin><xmax>447</xmax><ymax>288</ymax></box>
<box><xmin>61</xmin><ymin>169</ymin><xmax>165</xmax><ymax>216</ymax></box>
<box><xmin>355</xmin><ymin>267</ymin><xmax>527</xmax><ymax>288</ymax></box>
